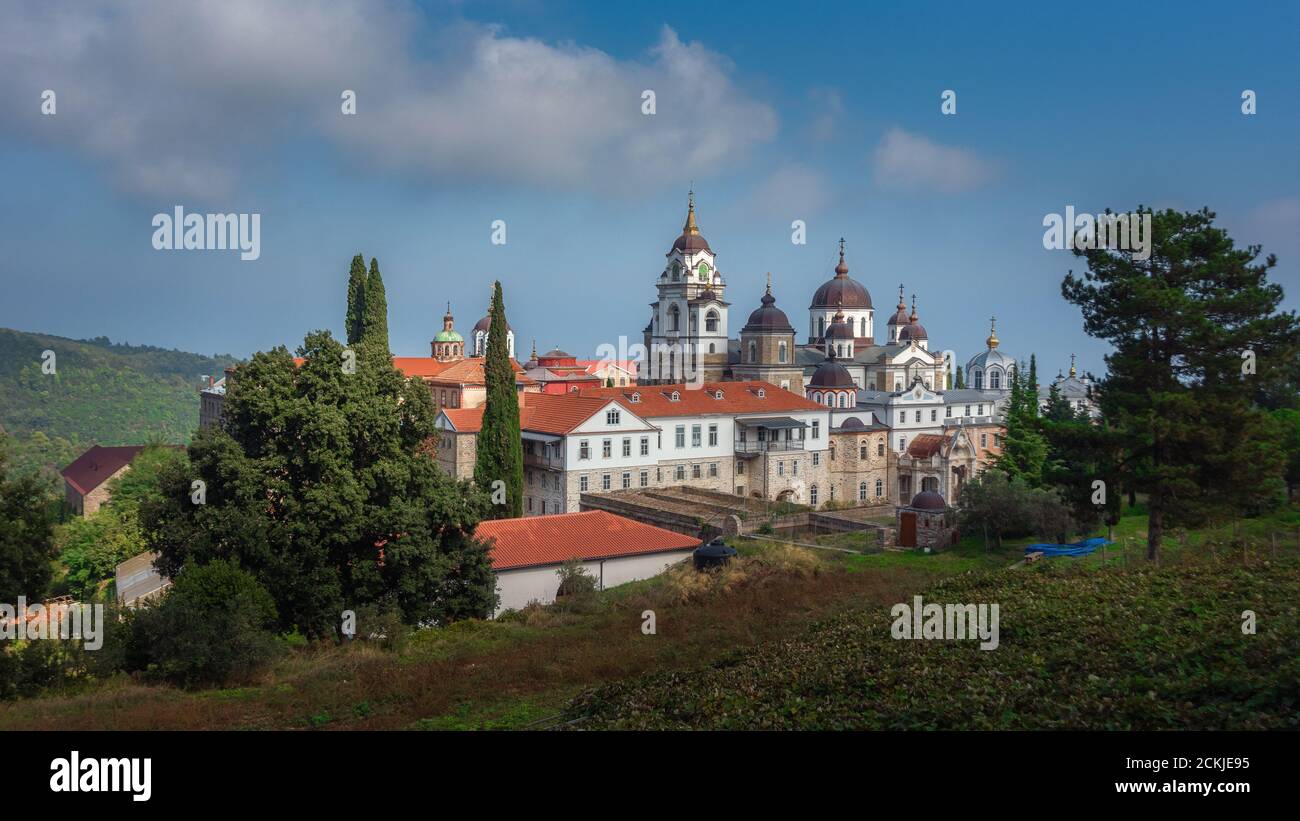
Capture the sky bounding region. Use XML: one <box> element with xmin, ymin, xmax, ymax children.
<box><xmin>1</xmin><ymin>0</ymin><xmax>1297</xmax><ymax>381</ymax></box>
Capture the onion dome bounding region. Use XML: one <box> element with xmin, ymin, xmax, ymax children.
<box><xmin>897</xmin><ymin>294</ymin><xmax>928</xmax><ymax>341</ymax></box>
<box><xmin>986</xmin><ymin>315</ymin><xmax>1000</xmax><ymax>349</ymax></box>
<box><xmin>810</xmin><ymin>239</ymin><xmax>873</xmax><ymax>309</ymax></box>
<box><xmin>672</xmin><ymin>190</ymin><xmax>711</xmax><ymax>253</ymax></box>
<box><xmin>825</xmin><ymin>307</ymin><xmax>855</xmax><ymax>341</ymax></box>
<box><xmin>433</xmin><ymin>303</ymin><xmax>463</xmax><ymax>343</ymax></box>
<box><xmin>809</xmin><ymin>355</ymin><xmax>856</xmax><ymax>388</ymax></box>
<box><xmin>909</xmin><ymin>490</ymin><xmax>947</xmax><ymax>511</ymax></box>
<box><xmin>742</xmin><ymin>277</ymin><xmax>794</xmax><ymax>334</ymax></box>
<box><xmin>886</xmin><ymin>284</ymin><xmax>909</xmax><ymax>328</ymax></box>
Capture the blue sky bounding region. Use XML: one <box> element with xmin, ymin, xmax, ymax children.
<box><xmin>1</xmin><ymin>0</ymin><xmax>1297</xmax><ymax>380</ymax></box>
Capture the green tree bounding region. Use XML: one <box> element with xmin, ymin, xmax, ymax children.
<box><xmin>0</xmin><ymin>435</ymin><xmax>58</xmax><ymax>601</ymax></box>
<box><xmin>141</xmin><ymin>330</ymin><xmax>498</xmax><ymax>637</ymax></box>
<box><xmin>995</xmin><ymin>361</ymin><xmax>1048</xmax><ymax>485</ymax></box>
<box><xmin>362</xmin><ymin>257</ymin><xmax>389</xmax><ymax>353</ymax></box>
<box><xmin>345</xmin><ymin>253</ymin><xmax>367</xmax><ymax>345</ymax></box>
<box><xmin>1062</xmin><ymin>207</ymin><xmax>1300</xmax><ymax>560</ymax></box>
<box><xmin>58</xmin><ymin>507</ymin><xmax>142</xmax><ymax>599</ymax></box>
<box><xmin>955</xmin><ymin>365</ymin><xmax>965</xmax><ymax>389</ymax></box>
<box><xmin>1273</xmin><ymin>408</ymin><xmax>1300</xmax><ymax>501</ymax></box>
<box><xmin>474</xmin><ymin>281</ymin><xmax>524</xmax><ymax>518</ymax></box>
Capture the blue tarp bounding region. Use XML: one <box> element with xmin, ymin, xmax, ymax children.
<box><xmin>1025</xmin><ymin>537</ymin><xmax>1111</xmax><ymax>557</ymax></box>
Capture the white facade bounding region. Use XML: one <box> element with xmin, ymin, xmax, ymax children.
<box><xmin>494</xmin><ymin>549</ymin><xmax>695</xmax><ymax>616</ymax></box>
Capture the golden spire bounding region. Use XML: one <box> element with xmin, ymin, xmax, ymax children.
<box><xmin>683</xmin><ymin>189</ymin><xmax>699</xmax><ymax>235</ymax></box>
<box><xmin>986</xmin><ymin>316</ymin><xmax>999</xmax><ymax>349</ymax></box>
<box><xmin>1069</xmin><ymin>353</ymin><xmax>1077</xmax><ymax>377</ymax></box>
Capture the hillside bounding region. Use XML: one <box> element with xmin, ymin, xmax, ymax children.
<box><xmin>565</xmin><ymin>556</ymin><xmax>1300</xmax><ymax>730</ymax></box>
<box><xmin>0</xmin><ymin>328</ymin><xmax>239</xmax><ymax>479</ymax></box>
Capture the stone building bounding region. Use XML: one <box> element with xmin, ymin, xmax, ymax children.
<box><xmin>730</xmin><ymin>277</ymin><xmax>804</xmax><ymax>395</ymax></box>
<box><xmin>896</xmin><ymin>490</ymin><xmax>954</xmax><ymax>550</ymax></box>
<box><xmin>825</xmin><ymin>413</ymin><xmax>893</xmax><ymax>509</ymax></box>
<box><xmin>60</xmin><ymin>445</ymin><xmax>150</xmax><ymax>516</ymax></box>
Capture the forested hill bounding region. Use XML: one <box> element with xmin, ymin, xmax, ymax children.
<box><xmin>0</xmin><ymin>328</ymin><xmax>239</xmax><ymax>479</ymax></box>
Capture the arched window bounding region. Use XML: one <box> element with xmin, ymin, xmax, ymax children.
<box><xmin>818</xmin><ymin>317</ymin><xmax>825</xmax><ymax>338</ymax></box>
<box><xmin>877</xmin><ymin>439</ymin><xmax>885</xmax><ymax>456</ymax></box>
<box><xmin>668</xmin><ymin>305</ymin><xmax>680</xmax><ymax>332</ymax></box>
<box><xmin>748</xmin><ymin>341</ymin><xmax>757</xmax><ymax>363</ymax></box>
<box><xmin>860</xmin><ymin>317</ymin><xmax>867</xmax><ymax>336</ymax></box>
<box><xmin>708</xmin><ymin>343</ymin><xmax>716</xmax><ymax>354</ymax></box>
<box><xmin>875</xmin><ymin>479</ymin><xmax>883</xmax><ymax>497</ymax></box>
<box><xmin>859</xmin><ymin>482</ymin><xmax>867</xmax><ymax>501</ymax></box>
<box><xmin>778</xmin><ymin>341</ymin><xmax>787</xmax><ymax>363</ymax></box>
<box><xmin>705</xmin><ymin>310</ymin><xmax>719</xmax><ymax>333</ymax></box>
<box><xmin>671</xmin><ymin>262</ymin><xmax>681</xmax><ymax>281</ymax></box>
<box><xmin>973</xmin><ymin>369</ymin><xmax>983</xmax><ymax>389</ymax></box>
<box><xmin>836</xmin><ymin>344</ymin><xmax>844</xmax><ymax>357</ymax></box>
<box><xmin>990</xmin><ymin>370</ymin><xmax>1001</xmax><ymax>390</ymax></box>
<box><xmin>698</xmin><ymin>262</ymin><xmax>708</xmax><ymax>279</ymax></box>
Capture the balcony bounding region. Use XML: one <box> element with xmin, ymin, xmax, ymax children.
<box><xmin>734</xmin><ymin>438</ymin><xmax>806</xmax><ymax>454</ymax></box>
<box><xmin>524</xmin><ymin>452</ymin><xmax>565</xmax><ymax>470</ymax></box>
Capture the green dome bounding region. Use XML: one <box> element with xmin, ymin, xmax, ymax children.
<box><xmin>434</xmin><ymin>330</ymin><xmax>463</xmax><ymax>343</ymax></box>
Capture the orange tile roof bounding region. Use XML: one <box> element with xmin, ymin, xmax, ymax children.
<box><xmin>476</xmin><ymin>510</ymin><xmax>702</xmax><ymax>571</ymax></box>
<box><xmin>575</xmin><ymin>380</ymin><xmax>823</xmax><ymax>418</ymax></box>
<box><xmin>907</xmin><ymin>433</ymin><xmax>947</xmax><ymax>458</ymax></box>
<box><xmin>440</xmin><ymin>407</ymin><xmax>485</xmax><ymax>433</ymax></box>
<box><xmin>423</xmin><ymin>357</ymin><xmax>534</xmax><ymax>386</ymax></box>
<box><xmin>519</xmin><ymin>392</ymin><xmax>614</xmax><ymax>435</ymax></box>
<box><xmin>393</xmin><ymin>357</ymin><xmax>457</xmax><ymax>379</ymax></box>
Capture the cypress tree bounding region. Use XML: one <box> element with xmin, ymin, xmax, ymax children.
<box><xmin>996</xmin><ymin>360</ymin><xmax>1048</xmax><ymax>485</ymax></box>
<box><xmin>955</xmin><ymin>365</ymin><xmax>965</xmax><ymax>389</ymax></box>
<box><xmin>362</xmin><ymin>257</ymin><xmax>390</xmax><ymax>354</ymax></box>
<box><xmin>345</xmin><ymin>254</ymin><xmax>366</xmax><ymax>345</ymax></box>
<box><xmin>1028</xmin><ymin>353</ymin><xmax>1038</xmax><ymax>394</ymax></box>
<box><xmin>474</xmin><ymin>281</ymin><xmax>524</xmax><ymax>518</ymax></box>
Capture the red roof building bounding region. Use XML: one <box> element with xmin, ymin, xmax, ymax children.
<box><xmin>60</xmin><ymin>445</ymin><xmax>151</xmax><ymax>517</ymax></box>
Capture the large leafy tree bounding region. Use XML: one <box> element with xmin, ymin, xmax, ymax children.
<box><xmin>142</xmin><ymin>330</ymin><xmax>497</xmax><ymax>637</ymax></box>
<box><xmin>345</xmin><ymin>253</ymin><xmax>367</xmax><ymax>345</ymax></box>
<box><xmin>0</xmin><ymin>434</ymin><xmax>58</xmax><ymax>601</ymax></box>
<box><xmin>474</xmin><ymin>281</ymin><xmax>523</xmax><ymax>518</ymax></box>
<box><xmin>362</xmin><ymin>257</ymin><xmax>389</xmax><ymax>353</ymax></box>
<box><xmin>1062</xmin><ymin>207</ymin><xmax>1300</xmax><ymax>560</ymax></box>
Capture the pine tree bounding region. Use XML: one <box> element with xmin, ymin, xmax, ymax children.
<box><xmin>474</xmin><ymin>281</ymin><xmax>523</xmax><ymax>518</ymax></box>
<box><xmin>345</xmin><ymin>254</ymin><xmax>367</xmax><ymax>345</ymax></box>
<box><xmin>362</xmin><ymin>257</ymin><xmax>390</xmax><ymax>354</ymax></box>
<box><xmin>996</xmin><ymin>361</ymin><xmax>1048</xmax><ymax>485</ymax></box>
<box><xmin>1062</xmin><ymin>207</ymin><xmax>1300</xmax><ymax>560</ymax></box>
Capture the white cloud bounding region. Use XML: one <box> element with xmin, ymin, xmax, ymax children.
<box><xmin>871</xmin><ymin>127</ymin><xmax>996</xmax><ymax>193</ymax></box>
<box><xmin>0</xmin><ymin>2</ymin><xmax>777</xmax><ymax>198</ymax></box>
<box><xmin>745</xmin><ymin>164</ymin><xmax>831</xmax><ymax>218</ymax></box>
<box><xmin>804</xmin><ymin>88</ymin><xmax>844</xmax><ymax>143</ymax></box>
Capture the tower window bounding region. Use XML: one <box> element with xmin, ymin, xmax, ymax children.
<box><xmin>778</xmin><ymin>341</ymin><xmax>787</xmax><ymax>363</ymax></box>
<box><xmin>705</xmin><ymin>310</ymin><xmax>719</xmax><ymax>333</ymax></box>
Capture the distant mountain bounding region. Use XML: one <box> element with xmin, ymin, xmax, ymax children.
<box><xmin>0</xmin><ymin>328</ymin><xmax>239</xmax><ymax>480</ymax></box>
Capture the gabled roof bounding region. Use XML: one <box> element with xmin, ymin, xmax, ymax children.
<box><xmin>393</xmin><ymin>357</ymin><xmax>457</xmax><ymax>379</ymax></box>
<box><xmin>423</xmin><ymin>356</ymin><xmax>534</xmax><ymax>386</ymax></box>
<box><xmin>60</xmin><ymin>445</ymin><xmax>150</xmax><ymax>495</ymax></box>
<box><xmin>438</xmin><ymin>407</ymin><xmax>485</xmax><ymax>433</ymax></box>
<box><xmin>575</xmin><ymin>381</ymin><xmax>824</xmax><ymax>418</ymax></box>
<box><xmin>476</xmin><ymin>510</ymin><xmax>701</xmax><ymax>571</ymax></box>
<box><xmin>521</xmin><ymin>392</ymin><xmax>624</xmax><ymax>436</ymax></box>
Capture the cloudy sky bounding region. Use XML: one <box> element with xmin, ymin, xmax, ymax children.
<box><xmin>1</xmin><ymin>0</ymin><xmax>1297</xmax><ymax>379</ymax></box>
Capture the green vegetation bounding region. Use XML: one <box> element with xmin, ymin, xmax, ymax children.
<box><xmin>345</xmin><ymin>253</ymin><xmax>367</xmax><ymax>345</ymax></box>
<box><xmin>0</xmin><ymin>433</ymin><xmax>59</xmax><ymax>601</ymax></box>
<box><xmin>0</xmin><ymin>327</ymin><xmax>237</xmax><ymax>479</ymax></box>
<box><xmin>474</xmin><ymin>280</ymin><xmax>523</xmax><ymax>518</ymax></box>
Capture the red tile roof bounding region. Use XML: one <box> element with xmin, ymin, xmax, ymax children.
<box><xmin>476</xmin><ymin>510</ymin><xmax>702</xmax><ymax>571</ymax></box>
<box><xmin>907</xmin><ymin>433</ymin><xmax>947</xmax><ymax>458</ymax></box>
<box><xmin>576</xmin><ymin>380</ymin><xmax>824</xmax><ymax>418</ymax></box>
<box><xmin>393</xmin><ymin>357</ymin><xmax>457</xmax><ymax>379</ymax></box>
<box><xmin>440</xmin><ymin>407</ymin><xmax>485</xmax><ymax>433</ymax></box>
<box><xmin>60</xmin><ymin>445</ymin><xmax>149</xmax><ymax>495</ymax></box>
<box><xmin>520</xmin><ymin>392</ymin><xmax>614</xmax><ymax>435</ymax></box>
<box><xmin>422</xmin><ymin>356</ymin><xmax>534</xmax><ymax>386</ymax></box>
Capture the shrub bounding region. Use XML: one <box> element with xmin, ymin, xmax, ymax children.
<box><xmin>131</xmin><ymin>559</ymin><xmax>281</xmax><ymax>688</ymax></box>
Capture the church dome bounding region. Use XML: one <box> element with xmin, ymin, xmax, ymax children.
<box><xmin>886</xmin><ymin>286</ymin><xmax>909</xmax><ymax>327</ymax></box>
<box><xmin>672</xmin><ymin>192</ymin><xmax>711</xmax><ymax>253</ymax></box>
<box><xmin>909</xmin><ymin>490</ymin><xmax>946</xmax><ymax>510</ymax></box>
<box><xmin>825</xmin><ymin>310</ymin><xmax>855</xmax><ymax>340</ymax></box>
<box><xmin>898</xmin><ymin>296</ymin><xmax>928</xmax><ymax>341</ymax></box>
<box><xmin>809</xmin><ymin>356</ymin><xmax>856</xmax><ymax>388</ymax></box>
<box><xmin>742</xmin><ymin>282</ymin><xmax>794</xmax><ymax>334</ymax></box>
<box><xmin>810</xmin><ymin>243</ymin><xmax>872</xmax><ymax>309</ymax></box>
<box><xmin>433</xmin><ymin>329</ymin><xmax>463</xmax><ymax>343</ymax></box>
<box><xmin>472</xmin><ymin>314</ymin><xmax>512</xmax><ymax>334</ymax></box>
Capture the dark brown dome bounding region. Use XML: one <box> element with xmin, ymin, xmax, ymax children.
<box><xmin>899</xmin><ymin>322</ymin><xmax>928</xmax><ymax>341</ymax></box>
<box><xmin>810</xmin><ymin>245</ymin><xmax>872</xmax><ymax>309</ymax></box>
<box><xmin>909</xmin><ymin>490</ymin><xmax>946</xmax><ymax>510</ymax></box>
<box><xmin>825</xmin><ymin>312</ymin><xmax>855</xmax><ymax>340</ymax></box>
<box><xmin>742</xmin><ymin>288</ymin><xmax>793</xmax><ymax>334</ymax></box>
<box><xmin>472</xmin><ymin>314</ymin><xmax>512</xmax><ymax>334</ymax></box>
<box><xmin>673</xmin><ymin>233</ymin><xmax>711</xmax><ymax>253</ymax></box>
<box><xmin>809</xmin><ymin>358</ymin><xmax>856</xmax><ymax>388</ymax></box>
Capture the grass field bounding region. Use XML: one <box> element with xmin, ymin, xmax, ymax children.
<box><xmin>2</xmin><ymin>502</ymin><xmax>1297</xmax><ymax>730</ymax></box>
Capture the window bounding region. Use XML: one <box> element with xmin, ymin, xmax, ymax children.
<box><xmin>810</xmin><ymin>484</ymin><xmax>819</xmax><ymax>506</ymax></box>
<box><xmin>714</xmin><ymin>389</ymin><xmax>725</xmax><ymax>400</ymax></box>
<box><xmin>675</xmin><ymin>426</ymin><xmax>686</xmax><ymax>448</ymax></box>
<box><xmin>778</xmin><ymin>341</ymin><xmax>788</xmax><ymax>363</ymax></box>
<box><xmin>830</xmin><ymin>445</ymin><xmax>836</xmax><ymax>461</ymax></box>
<box><xmin>692</xmin><ymin>425</ymin><xmax>702</xmax><ymax>447</ymax></box>
<box><xmin>602</xmin><ymin>474</ymin><xmax>611</xmax><ymax>490</ymax></box>
<box><xmin>812</xmin><ymin>452</ymin><xmax>820</xmax><ymax>466</ymax></box>
<box><xmin>640</xmin><ymin>471</ymin><xmax>649</xmax><ymax>487</ymax></box>
<box><xmin>698</xmin><ymin>262</ymin><xmax>709</xmax><ymax>279</ymax></box>
<box><xmin>622</xmin><ymin>472</ymin><xmax>631</xmax><ymax>489</ymax></box>
<box><xmin>981</xmin><ymin>433</ymin><xmax>988</xmax><ymax>448</ymax></box>
<box><xmin>622</xmin><ymin>438</ymin><xmax>631</xmax><ymax>457</ymax></box>
<box><xmin>829</xmin><ymin>485</ymin><xmax>835</xmax><ymax>501</ymax></box>
<box><xmin>860</xmin><ymin>317</ymin><xmax>867</xmax><ymax>336</ymax></box>
<box><xmin>978</xmin><ymin>404</ymin><xmax>984</xmax><ymax>415</ymax></box>
<box><xmin>748</xmin><ymin>341</ymin><xmax>757</xmax><ymax>363</ymax></box>
<box><xmin>602</xmin><ymin>439</ymin><xmax>612</xmax><ymax>458</ymax></box>
<box><xmin>692</xmin><ymin>464</ymin><xmax>702</xmax><ymax>479</ymax></box>
<box><xmin>930</xmin><ymin>409</ymin><xmax>937</xmax><ymax>422</ymax></box>
<box><xmin>528</xmin><ymin>497</ymin><xmax>533</xmax><ymax>512</ymax></box>
<box><xmin>671</xmin><ymin>262</ymin><xmax>681</xmax><ymax>281</ymax></box>
<box><xmin>777</xmin><ymin>461</ymin><xmax>784</xmax><ymax>477</ymax></box>
<box><xmin>675</xmin><ymin>465</ymin><xmax>685</xmax><ymax>480</ymax></box>
<box><xmin>630</xmin><ymin>391</ymin><xmax>641</xmax><ymax>403</ymax></box>
<box><xmin>812</xmin><ymin>420</ymin><xmax>820</xmax><ymax>440</ymax></box>
<box><xmin>580</xmin><ymin>476</ymin><xmax>588</xmax><ymax>492</ymax></box>
<box><xmin>792</xmin><ymin>460</ymin><xmax>799</xmax><ymax>476</ymax></box>
<box><xmin>756</xmin><ymin>388</ymin><xmax>766</xmax><ymax>398</ymax></box>
<box><xmin>946</xmin><ymin>406</ymin><xmax>952</xmax><ymax>418</ymax></box>
<box><xmin>859</xmin><ymin>482</ymin><xmax>867</xmax><ymax>501</ymax></box>
<box><xmin>670</xmin><ymin>391</ymin><xmax>680</xmax><ymax>401</ymax></box>
<box><xmin>898</xmin><ymin>412</ymin><xmax>905</xmax><ymax>425</ymax></box>
<box><xmin>875</xmin><ymin>479</ymin><xmax>883</xmax><ymax>497</ymax></box>
<box><xmin>915</xmin><ymin>410</ymin><xmax>922</xmax><ymax>423</ymax></box>
<box><xmin>579</xmin><ymin>440</ymin><xmax>590</xmax><ymax>460</ymax></box>
<box><xmin>607</xmin><ymin>409</ymin><xmax>621</xmax><ymax>425</ymax></box>
<box><xmin>540</xmin><ymin>500</ymin><xmax>546</xmax><ymax>515</ymax></box>
<box><xmin>990</xmin><ymin>371</ymin><xmax>1001</xmax><ymax>390</ymax></box>
<box><xmin>705</xmin><ymin>310</ymin><xmax>719</xmax><ymax>333</ymax></box>
<box><xmin>640</xmin><ymin>437</ymin><xmax>649</xmax><ymax>456</ymax></box>
<box><xmin>899</xmin><ymin>437</ymin><xmax>905</xmax><ymax>451</ymax></box>
<box><xmin>964</xmin><ymin>405</ymin><xmax>971</xmax><ymax>416</ymax></box>
<box><xmin>708</xmin><ymin>424</ymin><xmax>718</xmax><ymax>446</ymax></box>
<box><xmin>736</xmin><ymin>461</ymin><xmax>745</xmax><ymax>476</ymax></box>
<box><xmin>877</xmin><ymin>441</ymin><xmax>885</xmax><ymax>457</ymax></box>
<box><xmin>668</xmin><ymin>305</ymin><xmax>680</xmax><ymax>331</ymax></box>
